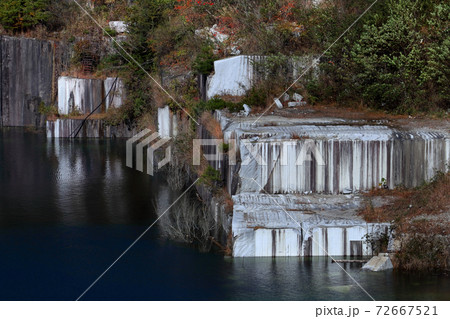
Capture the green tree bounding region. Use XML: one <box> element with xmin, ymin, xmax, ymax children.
<box><xmin>0</xmin><ymin>0</ymin><xmax>50</xmax><ymax>31</ymax></box>
<box><xmin>126</xmin><ymin>0</ymin><xmax>175</xmax><ymax>65</ymax></box>
<box><xmin>192</xmin><ymin>45</ymin><xmax>216</xmax><ymax>75</ymax></box>
<box><xmin>322</xmin><ymin>0</ymin><xmax>449</xmax><ymax>113</ymax></box>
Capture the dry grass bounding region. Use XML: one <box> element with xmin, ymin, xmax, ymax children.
<box><xmin>360</xmin><ymin>172</ymin><xmax>450</xmax><ymax>272</ymax></box>
<box><xmin>62</xmin><ymin>113</ymin><xmax>108</xmax><ymax>120</ymax></box>
<box><xmin>264</xmin><ymin>102</ymin><xmax>449</xmax><ymax>132</ymax></box>
<box><xmin>359</xmin><ymin>172</ymin><xmax>450</xmax><ymax>224</ymax></box>
<box><xmin>223</xmin><ymin>190</ymin><xmax>234</xmax><ymax>213</ymax></box>
<box><xmin>152</xmin><ymin>85</ymin><xmax>170</xmax><ymax>109</ymax></box>
<box><xmin>291</xmin><ymin>133</ymin><xmax>310</xmax><ymax>140</ymax></box>
<box><xmin>271</xmin><ymin>101</ymin><xmax>407</xmax><ymax>121</ymax></box>
<box><xmin>136</xmin><ymin>111</ymin><xmax>157</xmax><ymax>132</ymax></box>
<box><xmin>219</xmin><ymin>95</ymin><xmax>244</xmax><ymax>104</ymax></box>
<box><xmin>60</xmin><ymin>68</ymin><xmax>109</xmax><ymax>80</ymax></box>
<box><xmin>200</xmin><ymin>111</ymin><xmax>223</xmax><ymax>139</ymax></box>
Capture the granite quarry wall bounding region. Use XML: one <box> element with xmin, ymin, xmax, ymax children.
<box><xmin>0</xmin><ymin>36</ymin><xmax>68</xmax><ymax>127</ymax></box>
<box><xmin>0</xmin><ymin>35</ymin><xmax>126</xmax><ymax>134</ymax></box>
<box><xmin>210</xmin><ymin>112</ymin><xmax>450</xmax><ymax>257</ymax></box>
<box><xmin>57</xmin><ymin>76</ymin><xmax>125</xmax><ymax>115</ymax></box>
<box><xmin>206</xmin><ymin>55</ymin><xmax>318</xmax><ymax>99</ymax></box>
<box><xmin>46</xmin><ymin>118</ymin><xmax>136</xmax><ymax>138</ymax></box>
<box><xmin>216</xmin><ymin>114</ymin><xmax>450</xmax><ymax>195</ymax></box>
<box><xmin>2</xmin><ymin>38</ymin><xmax>448</xmax><ymax>258</ymax></box>
<box><xmin>57</xmin><ymin>77</ymin><xmax>104</xmax><ymax>115</ymax></box>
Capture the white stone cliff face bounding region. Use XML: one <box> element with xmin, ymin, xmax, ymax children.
<box><xmin>108</xmin><ymin>21</ymin><xmax>128</xmax><ymax>34</ymax></box>
<box><xmin>207</xmin><ymin>56</ymin><xmax>255</xmax><ymax>98</ymax></box>
<box><xmin>232</xmin><ymin>193</ymin><xmax>389</xmax><ymax>257</ymax></box>
<box><xmin>58</xmin><ymin>76</ymin><xmax>125</xmax><ymax>115</ymax></box>
<box><xmin>104</xmin><ymin>77</ymin><xmax>125</xmax><ymax>110</ymax></box>
<box><xmin>212</xmin><ymin>112</ymin><xmax>449</xmax><ymax>257</ymax></box>
<box><xmin>58</xmin><ymin>76</ymin><xmax>103</xmax><ymax>115</ymax></box>
<box><xmin>46</xmin><ymin>118</ymin><xmax>136</xmax><ymax>138</ymax></box>
<box><xmin>0</xmin><ymin>36</ymin><xmax>69</xmax><ymax>127</ymax></box>
<box><xmin>217</xmin><ymin>113</ymin><xmax>449</xmax><ymax>194</ymax></box>
<box><xmin>157</xmin><ymin>105</ymin><xmax>178</xmax><ymax>138</ymax></box>
<box><xmin>207</xmin><ymin>55</ymin><xmax>318</xmax><ymax>99</ymax></box>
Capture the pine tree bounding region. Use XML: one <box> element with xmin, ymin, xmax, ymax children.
<box><xmin>0</xmin><ymin>0</ymin><xmax>50</xmax><ymax>32</ymax></box>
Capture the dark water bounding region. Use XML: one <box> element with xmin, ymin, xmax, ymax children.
<box><xmin>0</xmin><ymin>128</ymin><xmax>448</xmax><ymax>301</ymax></box>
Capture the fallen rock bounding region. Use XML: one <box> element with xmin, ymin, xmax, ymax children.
<box><xmin>293</xmin><ymin>93</ymin><xmax>304</xmax><ymax>102</ymax></box>
<box><xmin>288</xmin><ymin>101</ymin><xmax>302</xmax><ymax>107</ymax></box>
<box><xmin>274</xmin><ymin>98</ymin><xmax>283</xmax><ymax>109</ymax></box>
<box><xmin>362</xmin><ymin>253</ymin><xmax>393</xmax><ymax>271</ymax></box>
<box><xmin>243</xmin><ymin>104</ymin><xmax>251</xmax><ymax>116</ymax></box>
<box><xmin>343</xmin><ymin>188</ymin><xmax>352</xmax><ymax>194</ymax></box>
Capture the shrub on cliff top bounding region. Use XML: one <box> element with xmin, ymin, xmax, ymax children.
<box><xmin>200</xmin><ymin>166</ymin><xmax>222</xmax><ymax>188</ymax></box>
<box><xmin>126</xmin><ymin>0</ymin><xmax>175</xmax><ymax>64</ymax></box>
<box><xmin>322</xmin><ymin>0</ymin><xmax>450</xmax><ymax>113</ymax></box>
<box><xmin>0</xmin><ymin>0</ymin><xmax>50</xmax><ymax>32</ymax></box>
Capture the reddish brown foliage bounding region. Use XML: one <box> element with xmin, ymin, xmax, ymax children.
<box><xmin>359</xmin><ymin>172</ymin><xmax>450</xmax><ymax>224</ymax></box>
<box><xmin>200</xmin><ymin>111</ymin><xmax>223</xmax><ymax>139</ymax></box>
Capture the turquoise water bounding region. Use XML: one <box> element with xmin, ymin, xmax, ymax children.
<box><xmin>0</xmin><ymin>128</ymin><xmax>448</xmax><ymax>301</ymax></box>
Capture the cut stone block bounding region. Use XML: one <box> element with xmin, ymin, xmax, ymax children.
<box><xmin>274</xmin><ymin>98</ymin><xmax>283</xmax><ymax>109</ymax></box>
<box><xmin>288</xmin><ymin>102</ymin><xmax>302</xmax><ymax>107</ymax></box>
<box><xmin>293</xmin><ymin>93</ymin><xmax>304</xmax><ymax>102</ymax></box>
<box><xmin>243</xmin><ymin>104</ymin><xmax>251</xmax><ymax>116</ymax></box>
<box><xmin>362</xmin><ymin>253</ymin><xmax>393</xmax><ymax>271</ymax></box>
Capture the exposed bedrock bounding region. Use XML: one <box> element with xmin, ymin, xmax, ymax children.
<box><xmin>46</xmin><ymin>119</ymin><xmax>136</xmax><ymax>138</ymax></box>
<box><xmin>104</xmin><ymin>77</ymin><xmax>125</xmax><ymax>110</ymax></box>
<box><xmin>157</xmin><ymin>105</ymin><xmax>178</xmax><ymax>138</ymax></box>
<box><xmin>216</xmin><ymin>113</ymin><xmax>449</xmax><ymax>195</ymax></box>
<box><xmin>208</xmin><ymin>112</ymin><xmax>449</xmax><ymax>257</ymax></box>
<box><xmin>57</xmin><ymin>76</ymin><xmax>125</xmax><ymax>115</ymax></box>
<box><xmin>232</xmin><ymin>193</ymin><xmax>390</xmax><ymax>257</ymax></box>
<box><xmin>58</xmin><ymin>77</ymin><xmax>103</xmax><ymax>115</ymax></box>
<box><xmin>0</xmin><ymin>36</ymin><xmax>68</xmax><ymax>127</ymax></box>
<box><xmin>206</xmin><ymin>55</ymin><xmax>318</xmax><ymax>99</ymax></box>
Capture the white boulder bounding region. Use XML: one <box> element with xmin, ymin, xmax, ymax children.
<box><xmin>362</xmin><ymin>253</ymin><xmax>394</xmax><ymax>271</ymax></box>
<box><xmin>274</xmin><ymin>98</ymin><xmax>283</xmax><ymax>109</ymax></box>
<box><xmin>293</xmin><ymin>93</ymin><xmax>304</xmax><ymax>102</ymax></box>
<box><xmin>288</xmin><ymin>102</ymin><xmax>301</xmax><ymax>107</ymax></box>
<box><xmin>243</xmin><ymin>104</ymin><xmax>251</xmax><ymax>116</ymax></box>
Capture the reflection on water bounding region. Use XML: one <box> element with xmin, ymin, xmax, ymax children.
<box><xmin>0</xmin><ymin>128</ymin><xmax>160</xmax><ymax>226</ymax></box>
<box><xmin>228</xmin><ymin>258</ymin><xmax>449</xmax><ymax>301</ymax></box>
<box><xmin>0</xmin><ymin>128</ymin><xmax>448</xmax><ymax>301</ymax></box>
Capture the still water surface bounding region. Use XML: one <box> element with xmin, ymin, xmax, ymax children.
<box><xmin>0</xmin><ymin>128</ymin><xmax>448</xmax><ymax>301</ymax></box>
